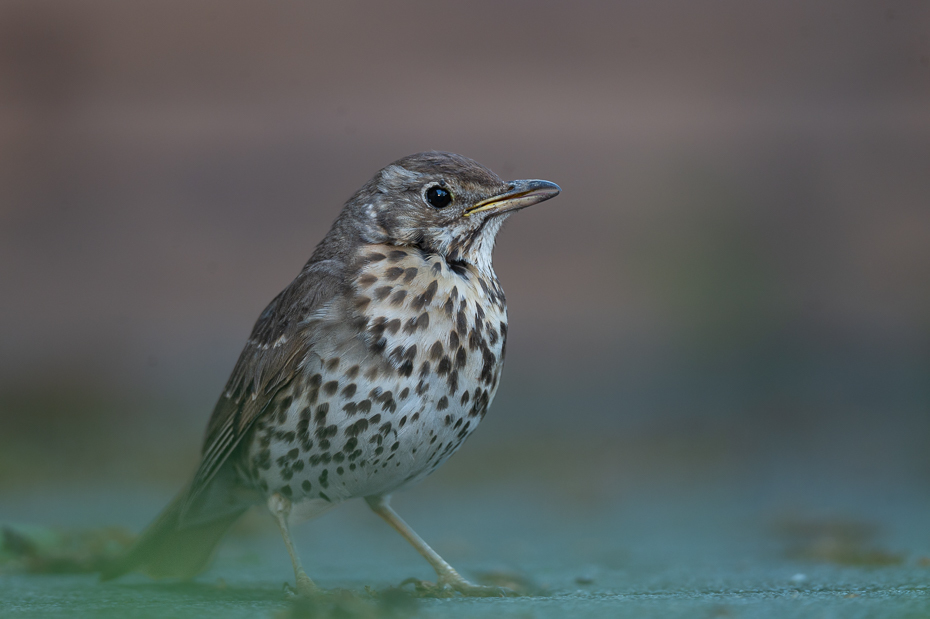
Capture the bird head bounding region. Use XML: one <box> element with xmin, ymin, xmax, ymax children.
<box><xmin>331</xmin><ymin>152</ymin><xmax>560</xmax><ymax>273</ymax></box>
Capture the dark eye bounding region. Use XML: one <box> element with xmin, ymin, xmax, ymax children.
<box><xmin>425</xmin><ymin>185</ymin><xmax>452</xmax><ymax>209</ymax></box>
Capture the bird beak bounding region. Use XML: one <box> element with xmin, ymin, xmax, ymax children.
<box><xmin>464</xmin><ymin>179</ymin><xmax>561</xmax><ymax>217</ymax></box>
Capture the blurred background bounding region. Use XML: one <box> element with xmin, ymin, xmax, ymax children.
<box><xmin>1</xmin><ymin>0</ymin><xmax>930</xmax><ymax>597</ymax></box>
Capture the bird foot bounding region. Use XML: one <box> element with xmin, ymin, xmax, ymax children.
<box><xmin>283</xmin><ymin>572</ymin><xmax>321</xmax><ymax>598</ymax></box>
<box><xmin>400</xmin><ymin>575</ymin><xmax>516</xmax><ymax>598</ymax></box>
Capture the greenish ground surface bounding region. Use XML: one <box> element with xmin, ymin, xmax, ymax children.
<box><xmin>3</xmin><ymin>475</ymin><xmax>930</xmax><ymax>619</ymax></box>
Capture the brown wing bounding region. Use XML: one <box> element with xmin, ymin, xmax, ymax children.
<box><xmin>181</xmin><ymin>261</ymin><xmax>347</xmax><ymax>516</ymax></box>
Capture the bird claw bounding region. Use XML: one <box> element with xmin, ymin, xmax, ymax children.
<box><xmin>282</xmin><ymin>573</ymin><xmax>321</xmax><ymax>598</ymax></box>
<box><xmin>400</xmin><ymin>575</ymin><xmax>516</xmax><ymax>598</ymax></box>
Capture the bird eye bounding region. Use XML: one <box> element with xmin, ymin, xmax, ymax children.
<box><xmin>425</xmin><ymin>185</ymin><xmax>452</xmax><ymax>209</ymax></box>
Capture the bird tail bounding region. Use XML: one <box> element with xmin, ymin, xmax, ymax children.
<box><xmin>100</xmin><ymin>477</ymin><xmax>251</xmax><ymax>581</ymax></box>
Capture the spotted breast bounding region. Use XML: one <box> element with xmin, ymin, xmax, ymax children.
<box><xmin>241</xmin><ymin>244</ymin><xmax>507</xmax><ymax>520</ymax></box>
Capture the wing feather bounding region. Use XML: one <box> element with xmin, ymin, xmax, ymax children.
<box><xmin>180</xmin><ymin>261</ymin><xmax>347</xmax><ymax>516</ymax></box>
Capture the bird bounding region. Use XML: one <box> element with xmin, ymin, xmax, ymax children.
<box><xmin>100</xmin><ymin>151</ymin><xmax>561</xmax><ymax>596</ymax></box>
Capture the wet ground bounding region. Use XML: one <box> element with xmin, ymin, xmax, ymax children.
<box><xmin>4</xmin><ymin>441</ymin><xmax>930</xmax><ymax>619</ymax></box>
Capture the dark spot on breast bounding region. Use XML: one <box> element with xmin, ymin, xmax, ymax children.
<box><xmin>302</xmin><ymin>480</ymin><xmax>312</xmax><ymax>492</ymax></box>
<box><xmin>416</xmin><ymin>380</ymin><xmax>429</xmax><ymax>396</ymax></box>
<box><xmin>390</xmin><ymin>289</ymin><xmax>407</xmax><ymax>305</ymax></box>
<box><xmin>403</xmin><ymin>317</ymin><xmax>418</xmax><ymax>335</ymax></box>
<box><xmin>280</xmin><ymin>485</ymin><xmax>292</xmax><ymax>498</ymax></box>
<box><xmin>391</xmin><ymin>441</ymin><xmax>400</xmax><ymax>452</ymax></box>
<box><xmin>388</xmin><ymin>250</ymin><xmax>407</xmax><ymax>262</ymax></box>
<box><xmin>315</xmin><ymin>424</ymin><xmax>338</xmax><ymax>440</ymax></box>
<box><xmin>399</xmin><ymin>415</ymin><xmax>408</xmax><ymax>427</ymax></box>
<box><xmin>481</xmin><ymin>348</ymin><xmax>497</xmax><ymax>383</ymax></box>
<box><xmin>369</xmin><ymin>413</ymin><xmax>382</xmax><ymax>424</ymax></box>
<box><xmin>358</xmin><ymin>399</ymin><xmax>372</xmax><ymax>413</ymax></box>
<box><xmin>403</xmin><ymin>267</ymin><xmax>418</xmax><ymax>283</ymax></box>
<box><xmin>337</xmin><ymin>466</ymin><xmax>345</xmax><ymax>475</ymax></box>
<box><xmin>341</xmin><ymin>383</ymin><xmax>357</xmax><ymax>398</ymax></box>
<box><xmin>447</xmin><ymin>370</ymin><xmax>459</xmax><ymax>395</ymax></box>
<box><xmin>287</xmin><ymin>448</ymin><xmax>299</xmax><ymax>460</ymax></box>
<box><xmin>488</xmin><ymin>328</ymin><xmax>498</xmax><ymax>345</ymax></box>
<box><xmin>443</xmin><ymin>297</ymin><xmax>454</xmax><ymax>315</ymax></box>
<box><xmin>399</xmin><ymin>361</ymin><xmax>413</xmax><ymax>378</ymax></box>
<box><xmin>346</xmin><ymin>365</ymin><xmax>360</xmax><ymax>379</ymax></box>
<box><xmin>437</xmin><ymin>356</ymin><xmax>451</xmax><ymax>376</ymax></box>
<box><xmin>385</xmin><ymin>267</ymin><xmax>404</xmax><ymax>281</ymax></box>
<box><xmin>386</xmin><ymin>318</ymin><xmax>401</xmax><ymax>334</ymax></box>
<box><xmin>455</xmin><ymin>347</ymin><xmax>467</xmax><ymax>368</ymax></box>
<box><xmin>460</xmin><ymin>391</ymin><xmax>470</xmax><ymax>405</ymax></box>
<box><xmin>292</xmin><ymin>460</ymin><xmax>304</xmax><ymax>472</ymax></box>
<box><xmin>345</xmin><ymin>418</ymin><xmax>369</xmax><ymax>437</ymax></box>
<box><xmin>399</xmin><ymin>387</ymin><xmax>410</xmax><ymax>399</ymax></box>
<box><xmin>449</xmin><ymin>261</ymin><xmax>469</xmax><ymax>277</ymax></box>
<box><xmin>423</xmin><ymin>280</ymin><xmax>439</xmax><ymax>302</ymax></box>
<box><xmin>456</xmin><ymin>310</ymin><xmax>468</xmax><ymax>336</ymax></box>
<box><xmin>437</xmin><ymin>396</ymin><xmax>448</xmax><ymax>411</ymax></box>
<box><xmin>319</xmin><ymin>491</ymin><xmax>331</xmax><ymax>502</ymax></box>
<box><xmin>358</xmin><ymin>273</ymin><xmax>378</xmax><ymax>286</ymax></box>
<box><xmin>449</xmin><ymin>330</ymin><xmax>459</xmax><ymax>350</ymax></box>
<box><xmin>431</xmin><ymin>261</ymin><xmax>442</xmax><ymax>275</ymax></box>
<box><xmin>370</xmin><ymin>319</ymin><xmax>387</xmax><ymax>338</ymax></box>
<box><xmin>318</xmin><ymin>470</ymin><xmax>329</xmax><ymax>488</ymax></box>
<box><xmin>322</xmin><ymin>381</ymin><xmax>339</xmax><ymax>396</ymax></box>
<box><xmin>373</xmin><ymin>286</ymin><xmax>392</xmax><ymax>301</ymax></box>
<box><xmin>314</xmin><ymin>403</ymin><xmax>329</xmax><ymax>425</ymax></box>
<box><xmin>380</xmin><ymin>422</ymin><xmax>393</xmax><ymax>435</ymax></box>
<box><xmin>468</xmin><ymin>330</ymin><xmax>481</xmax><ymax>351</ymax></box>
<box><xmin>429</xmin><ymin>340</ymin><xmax>444</xmax><ymax>360</ymax></box>
<box><xmin>372</xmin><ymin>337</ymin><xmax>387</xmax><ymax>353</ymax></box>
<box><xmin>419</xmin><ymin>361</ymin><xmax>431</xmax><ymax>378</ymax></box>
<box><xmin>444</xmin><ymin>415</ymin><xmax>453</xmax><ymax>426</ymax></box>
<box><xmin>354</xmin><ymin>296</ymin><xmax>371</xmax><ymax>311</ymax></box>
<box><xmin>368</xmin><ymin>252</ymin><xmax>386</xmax><ymax>262</ymax></box>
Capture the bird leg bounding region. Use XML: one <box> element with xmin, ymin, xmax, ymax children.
<box><xmin>267</xmin><ymin>493</ymin><xmax>318</xmax><ymax>596</ymax></box>
<box><xmin>364</xmin><ymin>495</ymin><xmax>513</xmax><ymax>597</ymax></box>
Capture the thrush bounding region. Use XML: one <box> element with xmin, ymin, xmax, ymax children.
<box><xmin>101</xmin><ymin>151</ymin><xmax>560</xmax><ymax>596</ymax></box>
